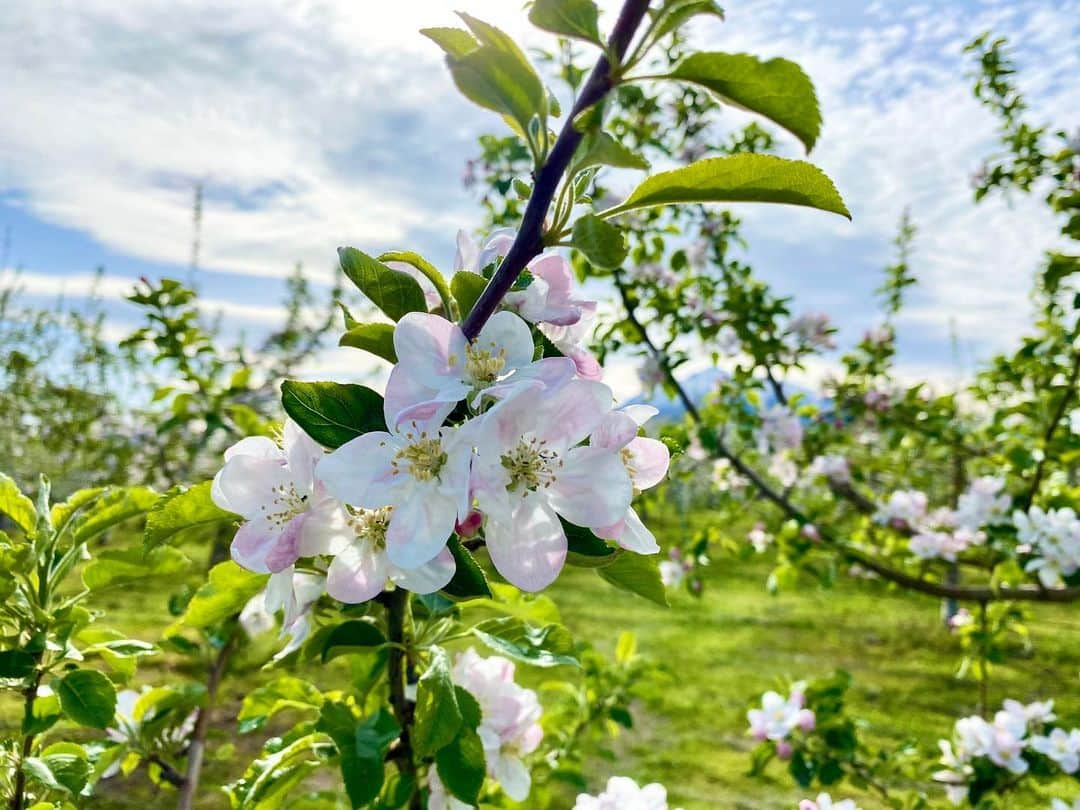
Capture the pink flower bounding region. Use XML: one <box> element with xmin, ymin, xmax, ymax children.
<box><xmin>384</xmin><ymin>310</ymin><xmax>574</xmax><ymax>430</ymax></box>
<box><xmin>211</xmin><ymin>421</ymin><xmax>334</xmax><ymax>574</ymax></box>
<box><xmin>470</xmin><ymin>380</ymin><xmax>632</xmax><ymax>590</ymax></box>
<box><xmin>538</xmin><ymin>301</ymin><xmax>603</xmax><ymax>381</ymax></box>
<box><xmin>590</xmin><ymin>405</ymin><xmax>670</xmax><ymax>554</ymax></box>
<box><xmin>316</xmin><ymin>401</ymin><xmax>473</xmax><ymax>570</ymax></box>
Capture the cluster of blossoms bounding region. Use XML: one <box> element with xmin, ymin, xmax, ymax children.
<box><xmin>428</xmin><ymin>649</ymin><xmax>542</xmax><ymax>807</ymax></box>
<box><xmin>935</xmin><ymin>699</ymin><xmax>1078</xmax><ymax>804</ymax></box>
<box><xmin>212</xmin><ymin>242</ymin><xmax>671</xmax><ymax>625</ymax></box>
<box><xmin>789</xmin><ymin>312</ymin><xmax>836</xmax><ymax>350</ymax></box>
<box><xmin>799</xmin><ymin>794</ymin><xmax>860</xmax><ymax>810</ymax></box>
<box><xmin>808</xmin><ymin>454</ymin><xmax>851</xmax><ymax>486</ymax></box>
<box><xmin>573</xmin><ymin>776</ymin><xmax>673</xmax><ymax>810</ymax></box>
<box><xmin>747</xmin><ymin>522</ymin><xmax>773</xmax><ymax>554</ymax></box>
<box><xmin>747</xmin><ymin>684</ymin><xmax>816</xmax><ymax>759</ymax></box>
<box><xmin>759</xmin><ymin>405</ymin><xmax>804</xmax><ymax>454</ymax></box>
<box><xmin>711</xmin><ymin>458</ymin><xmax>749</xmax><ymax>493</ymax></box>
<box><xmin>659</xmin><ymin>547</ymin><xmax>695</xmax><ymax>588</ymax></box>
<box><xmin>1013</xmin><ymin>506</ymin><xmax>1080</xmax><ymax>587</ymax></box>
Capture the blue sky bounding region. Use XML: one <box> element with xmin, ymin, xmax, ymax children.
<box><xmin>2</xmin><ymin>0</ymin><xmax>1077</xmax><ymax>397</ymax></box>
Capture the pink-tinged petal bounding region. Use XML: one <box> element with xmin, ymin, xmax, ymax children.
<box><xmin>385</xmin><ymin>366</ymin><xmax>464</xmax><ymax>432</ymax></box>
<box><xmin>284</xmin><ymin>419</ymin><xmax>324</xmax><ymax>491</ymax></box>
<box><xmin>298</xmin><ymin>502</ymin><xmax>351</xmax><ymax>557</ymax></box>
<box><xmin>622</xmin><ymin>404</ymin><xmax>658</xmax><ymax>426</ymax></box>
<box><xmin>326</xmin><ymin>542</ymin><xmax>388</xmax><ymax>603</ymax></box>
<box><xmin>567</xmin><ymin>345</ymin><xmax>603</xmax><ymax>380</ymax></box>
<box><xmin>481</xmin><ymin>357</ymin><xmax>575</xmax><ymax>404</ymax></box>
<box><xmin>231</xmin><ymin>518</ymin><xmax>281</xmax><ymax>574</ymax></box>
<box><xmin>591</xmin><ymin>410</ymin><xmax>638</xmax><ymax>451</ymax></box>
<box><xmin>392</xmin><ymin>312</ymin><xmax>466</xmax><ymax>383</ymax></box>
<box><xmin>626</xmin><ymin>437</ymin><xmax>670</xmax><ymax>490</ymax></box>
<box><xmin>548</xmin><ymin>445</ymin><xmax>631</xmax><ymax>528</ymax></box>
<box><xmin>475</xmin><ymin>310</ymin><xmax>535</xmax><ymax>371</ymax></box>
<box><xmin>454</xmin><ymin>229</ymin><xmax>479</xmax><ymax>272</ymax></box>
<box><xmin>436</xmin><ymin>432</ymin><xmax>476</xmax><ymax>521</ymax></box>
<box><xmin>224</xmin><ymin>436</ymin><xmax>280</xmax><ymax>462</ymax></box>
<box><xmin>523</xmin><ymin>253</ymin><xmax>581</xmax><ymax>326</ymax></box>
<box><xmin>486</xmin><ymin>494</ymin><xmax>566</xmax><ymax>591</ymax></box>
<box><xmin>593</xmin><ymin>518</ymin><xmax>624</xmax><ymax>541</ymax></box>
<box><xmin>476</xmin><ymin>230</ymin><xmax>515</xmax><ymax>271</ymax></box>
<box><xmin>265</xmin><ymin>513</ymin><xmax>307</xmax><ymax>573</ymax></box>
<box><xmin>614</xmin><ymin>508</ymin><xmax>659</xmax><ymax>554</ymax></box>
<box><xmin>317</xmin><ymin>433</ymin><xmax>400</xmax><ymax>509</ymax></box>
<box><xmin>491</xmin><ymin>753</ymin><xmax>531</xmax><ymax>802</ymax></box>
<box><xmin>391</xmin><ymin>547</ymin><xmax>456</xmax><ymax>594</ymax></box>
<box><xmin>212</xmin><ymin>455</ymin><xmax>291</xmax><ymax>518</ymax></box>
<box><xmin>535</xmin><ymin>379</ymin><xmax>614</xmax><ymax>448</ymax></box>
<box><xmin>385</xmin><ymin>488</ymin><xmax>456</xmax><ymax>569</ymax></box>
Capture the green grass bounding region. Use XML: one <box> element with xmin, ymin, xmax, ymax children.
<box><xmin>6</xmin><ymin>511</ymin><xmax>1080</xmax><ymax>809</ymax></box>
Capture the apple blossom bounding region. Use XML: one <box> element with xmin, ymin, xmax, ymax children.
<box><xmin>637</xmin><ymin>355</ymin><xmax>667</xmax><ymax>396</ymax></box>
<box><xmin>747</xmin><ymin>688</ymin><xmax>814</xmax><ymax>742</ymax></box>
<box><xmin>263</xmin><ymin>567</ymin><xmax>325</xmax><ymax>660</ymax></box>
<box><xmin>1014</xmin><ymin>506</ymin><xmax>1080</xmax><ymax>588</ymax></box>
<box><xmin>954</xmin><ymin>476</ymin><xmax>1011</xmax><ymax>530</ymax></box>
<box><xmin>799</xmin><ymin>793</ymin><xmax>860</xmax><ymax>810</ymax></box>
<box><xmin>451</xmin><ymin>648</ymin><xmax>543</xmax><ymax>801</ymax></box>
<box><xmin>426</xmin><ymin>769</ymin><xmax>470</xmax><ymax>810</ymax></box>
<box><xmin>538</xmin><ymin>301</ymin><xmax>603</xmax><ymax>381</ymax></box>
<box><xmin>211</xmin><ymin>420</ymin><xmax>332</xmax><ymax>574</ymax></box>
<box><xmin>876</xmin><ymin>489</ymin><xmax>928</xmax><ymax>530</ymax></box>
<box><xmin>383</xmin><ymin>310</ymin><xmax>574</xmax><ymax>429</ymax></box>
<box><xmin>102</xmin><ymin>687</ymin><xmax>197</xmax><ymax>778</ymax></box>
<box><xmin>909</xmin><ymin>527</ymin><xmax>984</xmax><ymax>562</ymax></box>
<box><xmin>1031</xmin><ymin>727</ymin><xmax>1080</xmax><ymax>773</ymax></box>
<box><xmin>759</xmin><ymin>405</ymin><xmax>803</xmax><ymax>453</ymax></box>
<box><xmin>808</xmin><ymin>454</ymin><xmax>851</xmax><ymax>486</ymax></box>
<box><xmin>711</xmin><ymin>458</ymin><xmax>749</xmax><ymax>492</ymax></box>
<box><xmin>747</xmin><ymin>523</ymin><xmax>773</xmax><ymax>554</ymax></box>
<box><xmin>317</xmin><ymin>409</ymin><xmax>472</xmax><ymax>571</ymax></box>
<box><xmin>573</xmin><ymin>776</ymin><xmax>670</xmax><ymax>810</ymax></box>
<box><xmin>790</xmin><ymin>312</ymin><xmax>836</xmax><ymax>350</ymax></box>
<box><xmin>470</xmin><ymin>379</ymin><xmax>632</xmax><ymax>590</ymax></box>
<box><xmin>1052</xmin><ymin>799</ymin><xmax>1080</xmax><ymax>810</ymax></box>
<box><xmin>590</xmin><ymin>404</ymin><xmax>670</xmax><ymax>554</ymax></box>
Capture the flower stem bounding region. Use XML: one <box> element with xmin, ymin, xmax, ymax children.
<box><xmin>460</xmin><ymin>0</ymin><xmax>652</xmax><ymax>340</ymax></box>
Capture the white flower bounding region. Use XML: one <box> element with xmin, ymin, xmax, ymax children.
<box><xmin>470</xmin><ymin>380</ymin><xmax>632</xmax><ymax>591</ymax></box>
<box><xmin>790</xmin><ymin>312</ymin><xmax>836</xmax><ymax>350</ymax></box>
<box><xmin>659</xmin><ymin>558</ymin><xmax>688</xmax><ymax>587</ymax></box>
<box><xmin>590</xmin><ymin>405</ymin><xmax>670</xmax><ymax>554</ymax></box>
<box><xmin>263</xmin><ymin>567</ymin><xmax>325</xmax><ymax>659</ymax></box>
<box><xmin>711</xmin><ymin>458</ymin><xmax>749</xmax><ymax>492</ymax></box>
<box><xmin>909</xmin><ymin>528</ymin><xmax>984</xmax><ymax>562</ymax></box>
<box><xmin>877</xmin><ymin>490</ymin><xmax>928</xmax><ymax>529</ymax></box>
<box><xmin>452</xmin><ymin>649</ymin><xmax>543</xmax><ymax>802</ymax></box>
<box><xmin>538</xmin><ymin>301</ymin><xmax>603</xmax><ymax>381</ymax></box>
<box><xmin>426</xmin><ymin>768</ymin><xmax>471</xmax><ymax>810</ymax></box>
<box><xmin>317</xmin><ymin>403</ymin><xmax>473</xmax><ymax>571</ymax></box>
<box><xmin>1031</xmin><ymin>728</ymin><xmax>1080</xmax><ymax>774</ymax></box>
<box><xmin>573</xmin><ymin>776</ymin><xmax>669</xmax><ymax>810</ymax></box>
<box><xmin>809</xmin><ymin>455</ymin><xmax>850</xmax><ymax>486</ymax></box>
<box><xmin>1051</xmin><ymin>799</ymin><xmax>1080</xmax><ymax>810</ymax></box>
<box><xmin>638</xmin><ymin>356</ymin><xmax>667</xmax><ymax>396</ymax></box>
<box><xmin>954</xmin><ymin>476</ymin><xmax>1011</xmax><ymax>530</ymax></box>
<box><xmin>748</xmin><ymin>688</ymin><xmax>814</xmax><ymax>741</ymax></box>
<box><xmin>211</xmin><ymin>421</ymin><xmax>333</xmax><ymax>574</ymax></box>
<box><xmin>799</xmin><ymin>793</ymin><xmax>859</xmax><ymax>810</ymax></box>
<box><xmin>760</xmin><ymin>406</ymin><xmax>803</xmax><ymax>453</ymax></box>
<box><xmin>747</xmin><ymin>524</ymin><xmax>773</xmax><ymax>554</ymax></box>
<box><xmin>715</xmin><ymin>325</ymin><xmax>741</xmax><ymax>355</ymax></box>
<box><xmin>1069</xmin><ymin>408</ymin><xmax>1080</xmax><ymax>435</ymax></box>
<box><xmin>1014</xmin><ymin>507</ymin><xmax>1080</xmax><ymax>588</ymax></box>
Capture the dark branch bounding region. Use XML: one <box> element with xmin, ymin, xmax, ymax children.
<box><xmin>460</xmin><ymin>0</ymin><xmax>653</xmax><ymax>340</ymax></box>
<box><xmin>1021</xmin><ymin>349</ymin><xmax>1080</xmax><ymax>509</ymax></box>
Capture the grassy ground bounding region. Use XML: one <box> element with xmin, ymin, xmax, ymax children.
<box><xmin>7</xmin><ymin>509</ymin><xmax>1080</xmax><ymax>809</ymax></box>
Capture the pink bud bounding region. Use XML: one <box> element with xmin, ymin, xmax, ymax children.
<box><xmin>752</xmin><ymin>728</ymin><xmax>768</xmax><ymax>742</ymax></box>
<box><xmin>776</xmin><ymin>740</ymin><xmax>793</xmax><ymax>760</ymax></box>
<box><xmin>800</xmin><ymin>524</ymin><xmax>820</xmax><ymax>542</ymax></box>
<box><xmin>797</xmin><ymin>709</ymin><xmax>816</xmax><ymax>732</ymax></box>
<box><xmin>455</xmin><ymin>511</ymin><xmax>483</xmax><ymax>539</ymax></box>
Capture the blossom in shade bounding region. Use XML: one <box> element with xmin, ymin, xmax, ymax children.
<box><xmin>1031</xmin><ymin>727</ymin><xmax>1080</xmax><ymax>774</ymax></box>
<box><xmin>470</xmin><ymin>380</ymin><xmax>632</xmax><ymax>591</ymax></box>
<box><xmin>573</xmin><ymin>776</ymin><xmax>670</xmax><ymax>810</ymax></box>
<box><xmin>263</xmin><ymin>567</ymin><xmax>325</xmax><ymax>660</ymax></box>
<box><xmin>799</xmin><ymin>794</ymin><xmax>859</xmax><ymax>810</ymax></box>
<box><xmin>1014</xmin><ymin>506</ymin><xmax>1080</xmax><ymax>588</ymax></box>
<box><xmin>211</xmin><ymin>421</ymin><xmax>332</xmax><ymax>574</ymax></box>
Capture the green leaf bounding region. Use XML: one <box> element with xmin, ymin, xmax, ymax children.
<box><xmin>435</xmin><ymin>726</ymin><xmax>486</xmax><ymax>805</ymax></box>
<box><xmin>529</xmin><ymin>0</ymin><xmax>602</xmax><ymax>46</ymax></box>
<box><xmin>339</xmin><ymin>322</ymin><xmax>398</xmax><ymax>363</ymax></box>
<box><xmin>57</xmin><ymin>669</ymin><xmax>116</xmax><ymax>729</ymax></box>
<box><xmin>645</xmin><ymin>0</ymin><xmax>724</xmax><ymax>47</ymax></box>
<box><xmin>338</xmin><ymin>247</ymin><xmax>428</xmax><ymax>321</ymax></box>
<box><xmin>572</xmin><ymin>131</ymin><xmax>650</xmax><ymax>173</ymax></box>
<box><xmin>49</xmin><ymin>487</ymin><xmax>104</xmax><ymax>534</ymax></box>
<box><xmin>321</xmin><ymin>620</ymin><xmax>387</xmax><ymax>664</ymax></box>
<box><xmin>378</xmin><ymin>250</ymin><xmax>452</xmax><ymax>314</ymax></box>
<box><xmin>419</xmin><ymin>26</ymin><xmax>478</xmax><ymax>59</ymax></box>
<box><xmin>168</xmin><ymin>561</ymin><xmax>266</xmax><ymax>635</ymax></box>
<box><xmin>145</xmin><ymin>481</ymin><xmax>237</xmax><ymax>551</ymax></box>
<box><xmin>425</xmin><ymin>15</ymin><xmax>546</xmax><ymax>143</ymax></box>
<box><xmin>318</xmin><ymin>702</ymin><xmax>399</xmax><ymax>809</ymax></box>
<box><xmin>471</xmin><ymin>617</ymin><xmax>579</xmax><ymax>668</ymax></box>
<box><xmin>0</xmin><ymin>650</ymin><xmax>36</xmax><ymax>679</ymax></box>
<box><xmin>441</xmin><ymin>537</ymin><xmax>492</xmax><ymax>599</ymax></box>
<box><xmin>571</xmin><ymin>213</ymin><xmax>628</xmax><ymax>268</ymax></box>
<box><xmin>563</xmin><ymin>520</ymin><xmax>619</xmax><ymax>568</ymax></box>
<box><xmin>238</xmin><ymin>676</ymin><xmax>324</xmax><ymax>733</ymax></box>
<box><xmin>281</xmin><ymin>380</ymin><xmax>386</xmax><ymax>449</ymax></box>
<box><xmin>413</xmin><ymin>647</ymin><xmax>462</xmax><ymax>757</ymax></box>
<box><xmin>82</xmin><ymin>546</ymin><xmax>191</xmax><ymax>590</ymax></box>
<box><xmin>597</xmin><ymin>552</ymin><xmax>669</xmax><ymax>606</ymax></box>
<box><xmin>39</xmin><ymin>743</ymin><xmax>91</xmax><ymax>795</ymax></box>
<box><xmin>664</xmin><ymin>52</ymin><xmax>821</xmax><ymax>151</ymax></box>
<box><xmin>450</xmin><ymin>271</ymin><xmax>488</xmax><ymax>320</ymax></box>
<box><xmin>68</xmin><ymin>486</ymin><xmax>158</xmax><ymax>545</ymax></box>
<box><xmin>601</xmin><ymin>154</ymin><xmax>850</xmax><ymax>219</ymax></box>
<box><xmin>0</xmin><ymin>473</ymin><xmax>36</xmax><ymax>534</ymax></box>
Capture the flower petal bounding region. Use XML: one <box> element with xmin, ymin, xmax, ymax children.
<box><xmin>393</xmin><ymin>312</ymin><xmax>466</xmax><ymax>383</ymax></box>
<box><xmin>626</xmin><ymin>437</ymin><xmax>670</xmax><ymax>490</ymax></box>
<box><xmin>534</xmin><ymin>379</ymin><xmax>613</xmax><ymax>448</ymax></box>
<box><xmin>475</xmin><ymin>310</ymin><xmax>535</xmax><ymax>372</ymax></box>
<box><xmin>265</xmin><ymin>513</ymin><xmax>307</xmax><ymax>573</ymax></box>
<box><xmin>385</xmin><ymin>487</ymin><xmax>455</xmax><ymax>569</ymax></box>
<box><xmin>384</xmin><ymin>365</ymin><xmax>463</xmax><ymax>433</ymax></box>
<box><xmin>212</xmin><ymin>455</ymin><xmax>292</xmax><ymax>518</ymax></box>
<box><xmin>224</xmin><ymin>436</ymin><xmax>280</xmax><ymax>462</ymax></box>
<box><xmin>485</xmin><ymin>494</ymin><xmax>566</xmax><ymax>591</ymax></box>
<box><xmin>317</xmin><ymin>432</ymin><xmax>400</xmax><ymax>509</ymax></box>
<box><xmin>326</xmin><ymin>542</ymin><xmax>389</xmax><ymax>603</ymax></box>
<box><xmin>590</xmin><ymin>409</ymin><xmax>638</xmax><ymax>451</ymax></box>
<box><xmin>492</xmin><ymin>753</ymin><xmax>531</xmax><ymax>802</ymax></box>
<box><xmin>614</xmin><ymin>508</ymin><xmax>659</xmax><ymax>554</ymax></box>
<box><xmin>391</xmin><ymin>547</ymin><xmax>456</xmax><ymax>594</ymax></box>
<box><xmin>548</xmin><ymin>445</ymin><xmax>631</xmax><ymax>528</ymax></box>
<box><xmin>231</xmin><ymin>518</ymin><xmax>280</xmax><ymax>574</ymax></box>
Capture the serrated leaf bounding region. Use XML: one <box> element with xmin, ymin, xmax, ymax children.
<box><xmin>40</xmin><ymin>744</ymin><xmax>91</xmax><ymax>795</ymax></box>
<box><xmin>529</xmin><ymin>0</ymin><xmax>602</xmax><ymax>45</ymax></box>
<box><xmin>435</xmin><ymin>726</ymin><xmax>486</xmax><ymax>805</ymax></box>
<box><xmin>318</xmin><ymin>702</ymin><xmax>399</xmax><ymax>809</ymax></box>
<box><xmin>596</xmin><ymin>552</ymin><xmax>669</xmax><ymax>606</ymax></box>
<box><xmin>57</xmin><ymin>669</ymin><xmax>116</xmax><ymax>729</ymax></box>
<box><xmin>320</xmin><ymin>620</ymin><xmax>386</xmax><ymax>664</ymax></box>
<box><xmin>281</xmin><ymin>380</ymin><xmax>386</xmax><ymax>449</ymax></box>
<box><xmin>238</xmin><ymin>676</ymin><xmax>324</xmax><ymax>733</ymax></box>
<box><xmin>379</xmin><ymin>250</ymin><xmax>451</xmax><ymax>314</ymax></box>
<box><xmin>665</xmin><ymin>52</ymin><xmax>821</xmax><ymax>151</ymax></box>
<box><xmin>145</xmin><ymin>481</ymin><xmax>236</xmax><ymax>551</ymax></box>
<box><xmin>338</xmin><ymin>247</ymin><xmax>427</xmax><ymax>321</ymax></box>
<box><xmin>420</xmin><ymin>26</ymin><xmax>479</xmax><ymax>59</ymax></box>
<box><xmin>414</xmin><ymin>647</ymin><xmax>462</xmax><ymax>757</ymax></box>
<box><xmin>0</xmin><ymin>473</ymin><xmax>36</xmax><ymax>534</ymax></box>
<box><xmin>68</xmin><ymin>486</ymin><xmax>158</xmax><ymax>545</ymax></box>
<box><xmin>647</xmin><ymin>0</ymin><xmax>724</xmax><ymax>45</ymax></box>
<box><xmin>49</xmin><ymin>488</ymin><xmax>104</xmax><ymax>534</ymax></box>
<box><xmin>601</xmin><ymin>154</ymin><xmax>850</xmax><ymax>219</ymax></box>
<box><xmin>450</xmin><ymin>271</ymin><xmax>488</xmax><ymax>320</ymax></box>
<box><xmin>339</xmin><ymin>322</ymin><xmax>398</xmax><ymax>363</ymax></box>
<box><xmin>471</xmin><ymin>617</ymin><xmax>579</xmax><ymax>668</ymax></box>
<box><xmin>571</xmin><ymin>213</ymin><xmax>628</xmax><ymax>268</ymax></box>
<box><xmin>82</xmin><ymin>546</ymin><xmax>191</xmax><ymax>590</ymax></box>
<box><xmin>572</xmin><ymin>131</ymin><xmax>650</xmax><ymax>174</ymax></box>
<box><xmin>167</xmin><ymin>561</ymin><xmax>266</xmax><ymax>635</ymax></box>
<box><xmin>441</xmin><ymin>537</ymin><xmax>492</xmax><ymax>599</ymax></box>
